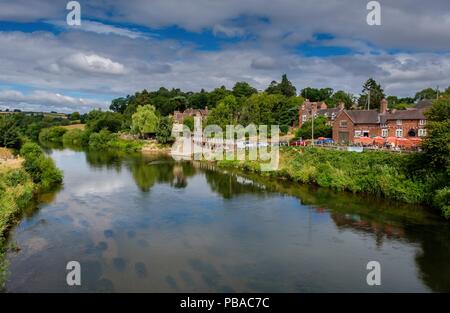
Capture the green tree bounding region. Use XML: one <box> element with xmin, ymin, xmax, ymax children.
<box><xmin>69</xmin><ymin>111</ymin><xmax>81</xmax><ymax>121</ymax></box>
<box><xmin>301</xmin><ymin>87</ymin><xmax>333</xmax><ymax>103</ymax></box>
<box><xmin>183</xmin><ymin>115</ymin><xmax>194</xmax><ymax>131</ymax></box>
<box><xmin>358</xmin><ymin>78</ymin><xmax>385</xmax><ymax>109</ymax></box>
<box><xmin>266</xmin><ymin>74</ymin><xmax>297</xmax><ymax>97</ymax></box>
<box><xmin>110</xmin><ymin>97</ymin><xmax>128</xmax><ymax>114</ymax></box>
<box><xmin>295</xmin><ymin>116</ymin><xmax>332</xmax><ymax>139</ymax></box>
<box><xmin>206</xmin><ymin>101</ymin><xmax>232</xmax><ymax>130</ymax></box>
<box><xmin>131</xmin><ymin>105</ymin><xmax>159</xmax><ymax>138</ymax></box>
<box><xmin>328</xmin><ymin>90</ymin><xmax>353</xmax><ymax>108</ymax></box>
<box><xmin>232</xmin><ymin>82</ymin><xmax>257</xmax><ymax>98</ymax></box>
<box><xmin>415</xmin><ymin>88</ymin><xmax>438</xmax><ymax>101</ymax></box>
<box><xmin>422</xmin><ymin>97</ymin><xmax>450</xmax><ymax>170</ymax></box>
<box><xmin>156</xmin><ymin>116</ymin><xmax>174</xmax><ymax>144</ymax></box>
<box><xmin>86</xmin><ymin>111</ymin><xmax>124</xmax><ymax>133</ymax></box>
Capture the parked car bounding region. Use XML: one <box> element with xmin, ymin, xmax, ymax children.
<box><xmin>289</xmin><ymin>140</ymin><xmax>309</xmax><ymax>147</ymax></box>
<box><xmin>315</xmin><ymin>138</ymin><xmax>334</xmax><ymax>145</ymax></box>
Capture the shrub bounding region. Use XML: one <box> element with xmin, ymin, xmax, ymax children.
<box><xmin>20</xmin><ymin>142</ymin><xmax>63</xmax><ymax>190</ymax></box>
<box><xmin>435</xmin><ymin>187</ymin><xmax>450</xmax><ymax>219</ymax></box>
<box><xmin>62</xmin><ymin>129</ymin><xmax>85</xmax><ymax>146</ymax></box>
<box><xmin>39</xmin><ymin>126</ymin><xmax>67</xmax><ymax>143</ymax></box>
<box><xmin>88</xmin><ymin>129</ymin><xmax>114</xmax><ymax>150</ymax></box>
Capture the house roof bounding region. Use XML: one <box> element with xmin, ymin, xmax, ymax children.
<box><xmin>317</xmin><ymin>107</ymin><xmax>342</xmax><ymax>116</ymax></box>
<box><xmin>415</xmin><ymin>99</ymin><xmax>433</xmax><ymax>109</ymax></box>
<box><xmin>344</xmin><ymin>110</ymin><xmax>380</xmax><ymax>124</ymax></box>
<box><xmin>381</xmin><ymin>109</ymin><xmax>427</xmax><ymax>122</ymax></box>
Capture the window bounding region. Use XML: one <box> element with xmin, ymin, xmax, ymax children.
<box><xmin>419</xmin><ymin>119</ymin><xmax>426</xmax><ymax>126</ymax></box>
<box><xmin>395</xmin><ymin>129</ymin><xmax>403</xmax><ymax>137</ymax></box>
<box><xmin>380</xmin><ymin>123</ymin><xmax>387</xmax><ymax>128</ymax></box>
<box><xmin>302</xmin><ymin>115</ymin><xmax>307</xmax><ymax>123</ymax></box>
<box><xmin>331</xmin><ymin>113</ymin><xmax>336</xmax><ymax>120</ymax></box>
<box><xmin>396</xmin><ymin>119</ymin><xmax>402</xmax><ymax>126</ymax></box>
<box><xmin>340</xmin><ymin>120</ymin><xmax>348</xmax><ymax>128</ymax></box>
<box><xmin>418</xmin><ymin>129</ymin><xmax>427</xmax><ymax>137</ymax></box>
<box><xmin>381</xmin><ymin>129</ymin><xmax>388</xmax><ymax>137</ymax></box>
<box><xmin>363</xmin><ymin>131</ymin><xmax>369</xmax><ymax>137</ymax></box>
<box><xmin>354</xmin><ymin>130</ymin><xmax>362</xmax><ymax>138</ymax></box>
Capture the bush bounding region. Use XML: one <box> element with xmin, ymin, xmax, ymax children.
<box><xmin>62</xmin><ymin>129</ymin><xmax>85</xmax><ymax>146</ymax></box>
<box><xmin>88</xmin><ymin>129</ymin><xmax>114</xmax><ymax>150</ymax></box>
<box><xmin>39</xmin><ymin>126</ymin><xmax>67</xmax><ymax>143</ymax></box>
<box><xmin>20</xmin><ymin>142</ymin><xmax>63</xmax><ymax>190</ymax></box>
<box><xmin>435</xmin><ymin>187</ymin><xmax>450</xmax><ymax>218</ymax></box>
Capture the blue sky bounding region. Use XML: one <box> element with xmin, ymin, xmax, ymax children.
<box><xmin>0</xmin><ymin>0</ymin><xmax>449</xmax><ymax>113</ymax></box>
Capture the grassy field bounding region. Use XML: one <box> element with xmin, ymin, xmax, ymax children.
<box><xmin>60</xmin><ymin>123</ymin><xmax>85</xmax><ymax>130</ymax></box>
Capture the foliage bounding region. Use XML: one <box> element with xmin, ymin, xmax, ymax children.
<box><xmin>435</xmin><ymin>187</ymin><xmax>450</xmax><ymax>219</ymax></box>
<box><xmin>86</xmin><ymin>110</ymin><xmax>124</xmax><ymax>133</ymax></box>
<box><xmin>156</xmin><ymin>116</ymin><xmax>174</xmax><ymax>144</ymax></box>
<box><xmin>183</xmin><ymin>115</ymin><xmax>195</xmax><ymax>131</ymax></box>
<box><xmin>62</xmin><ymin>129</ymin><xmax>85</xmax><ymax>146</ymax></box>
<box><xmin>300</xmin><ymin>87</ymin><xmax>333</xmax><ymax>102</ymax></box>
<box><xmin>131</xmin><ymin>105</ymin><xmax>159</xmax><ymax>138</ymax></box>
<box><xmin>232</xmin><ymin>82</ymin><xmax>257</xmax><ymax>98</ymax></box>
<box><xmin>20</xmin><ymin>142</ymin><xmax>63</xmax><ymax>190</ymax></box>
<box><xmin>358</xmin><ymin>78</ymin><xmax>385</xmax><ymax>109</ymax></box>
<box><xmin>327</xmin><ymin>90</ymin><xmax>354</xmax><ymax>109</ymax></box>
<box><xmin>422</xmin><ymin>97</ymin><xmax>450</xmax><ymax>170</ymax></box>
<box><xmin>295</xmin><ymin>116</ymin><xmax>332</xmax><ymax>139</ymax></box>
<box><xmin>265</xmin><ymin>74</ymin><xmax>297</xmax><ymax>97</ymax></box>
<box><xmin>415</xmin><ymin>88</ymin><xmax>438</xmax><ymax>101</ymax></box>
<box><xmin>38</xmin><ymin>126</ymin><xmax>67</xmax><ymax>143</ymax></box>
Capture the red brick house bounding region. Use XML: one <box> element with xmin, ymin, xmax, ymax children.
<box><xmin>173</xmin><ymin>107</ymin><xmax>209</xmax><ymax>124</ymax></box>
<box><xmin>332</xmin><ymin>99</ymin><xmax>430</xmax><ymax>144</ymax></box>
<box><xmin>298</xmin><ymin>100</ymin><xmax>345</xmax><ymax>127</ymax></box>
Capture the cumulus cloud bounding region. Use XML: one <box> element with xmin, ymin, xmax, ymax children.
<box><xmin>63</xmin><ymin>53</ymin><xmax>127</xmax><ymax>75</ymax></box>
<box><xmin>0</xmin><ymin>0</ymin><xmax>449</xmax><ymax>112</ymax></box>
<box><xmin>0</xmin><ymin>89</ymin><xmax>108</xmax><ymax>113</ymax></box>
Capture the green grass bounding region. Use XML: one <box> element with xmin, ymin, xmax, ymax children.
<box><xmin>217</xmin><ymin>147</ymin><xmax>448</xmax><ymax>217</ymax></box>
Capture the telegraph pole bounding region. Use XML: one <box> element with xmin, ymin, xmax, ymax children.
<box><xmin>311</xmin><ymin>108</ymin><xmax>314</xmax><ymax>145</ymax></box>
<box><xmin>367</xmin><ymin>90</ymin><xmax>371</xmax><ymax>110</ymax></box>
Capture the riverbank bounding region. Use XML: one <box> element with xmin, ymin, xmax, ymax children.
<box><xmin>216</xmin><ymin>146</ymin><xmax>448</xmax><ymax>218</ymax></box>
<box><xmin>0</xmin><ymin>143</ymin><xmax>63</xmax><ymax>289</ymax></box>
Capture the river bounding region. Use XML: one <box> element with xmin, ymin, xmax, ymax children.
<box><xmin>5</xmin><ymin>148</ymin><xmax>450</xmax><ymax>292</ymax></box>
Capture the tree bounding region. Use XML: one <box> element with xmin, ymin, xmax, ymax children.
<box><xmin>358</xmin><ymin>78</ymin><xmax>385</xmax><ymax>109</ymax></box>
<box><xmin>156</xmin><ymin>116</ymin><xmax>174</xmax><ymax>144</ymax></box>
<box><xmin>266</xmin><ymin>74</ymin><xmax>297</xmax><ymax>97</ymax></box>
<box><xmin>328</xmin><ymin>90</ymin><xmax>353</xmax><ymax>108</ymax></box>
<box><xmin>301</xmin><ymin>87</ymin><xmax>333</xmax><ymax>103</ymax></box>
<box><xmin>110</xmin><ymin>97</ymin><xmax>128</xmax><ymax>114</ymax></box>
<box><xmin>415</xmin><ymin>88</ymin><xmax>438</xmax><ymax>101</ymax></box>
<box><xmin>86</xmin><ymin>111</ymin><xmax>124</xmax><ymax>133</ymax></box>
<box><xmin>131</xmin><ymin>105</ymin><xmax>159</xmax><ymax>138</ymax></box>
<box><xmin>295</xmin><ymin>116</ymin><xmax>332</xmax><ymax>139</ymax></box>
<box><xmin>183</xmin><ymin>116</ymin><xmax>194</xmax><ymax>131</ymax></box>
<box><xmin>206</xmin><ymin>101</ymin><xmax>232</xmax><ymax>130</ymax></box>
<box><xmin>208</xmin><ymin>86</ymin><xmax>232</xmax><ymax>108</ymax></box>
<box><xmin>69</xmin><ymin>111</ymin><xmax>81</xmax><ymax>121</ymax></box>
<box><xmin>422</xmin><ymin>97</ymin><xmax>450</xmax><ymax>170</ymax></box>
<box><xmin>232</xmin><ymin>82</ymin><xmax>257</xmax><ymax>98</ymax></box>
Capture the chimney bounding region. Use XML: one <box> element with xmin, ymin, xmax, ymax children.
<box><xmin>337</xmin><ymin>102</ymin><xmax>345</xmax><ymax>110</ymax></box>
<box><xmin>380</xmin><ymin>99</ymin><xmax>388</xmax><ymax>114</ymax></box>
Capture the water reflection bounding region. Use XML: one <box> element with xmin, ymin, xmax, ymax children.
<box><xmin>5</xmin><ymin>148</ymin><xmax>450</xmax><ymax>292</ymax></box>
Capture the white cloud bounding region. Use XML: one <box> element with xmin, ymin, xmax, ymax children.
<box><xmin>63</xmin><ymin>53</ymin><xmax>126</xmax><ymax>75</ymax></box>
<box><xmin>48</xmin><ymin>20</ymin><xmax>152</xmax><ymax>40</ymax></box>
<box><xmin>0</xmin><ymin>89</ymin><xmax>108</xmax><ymax>113</ymax></box>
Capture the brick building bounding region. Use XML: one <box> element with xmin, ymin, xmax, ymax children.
<box><xmin>332</xmin><ymin>99</ymin><xmax>430</xmax><ymax>144</ymax></box>
<box><xmin>172</xmin><ymin>107</ymin><xmax>209</xmax><ymax>124</ymax></box>
<box><xmin>298</xmin><ymin>100</ymin><xmax>345</xmax><ymax>127</ymax></box>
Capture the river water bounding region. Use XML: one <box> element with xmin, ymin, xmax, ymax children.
<box><xmin>5</xmin><ymin>148</ymin><xmax>450</xmax><ymax>292</ymax></box>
